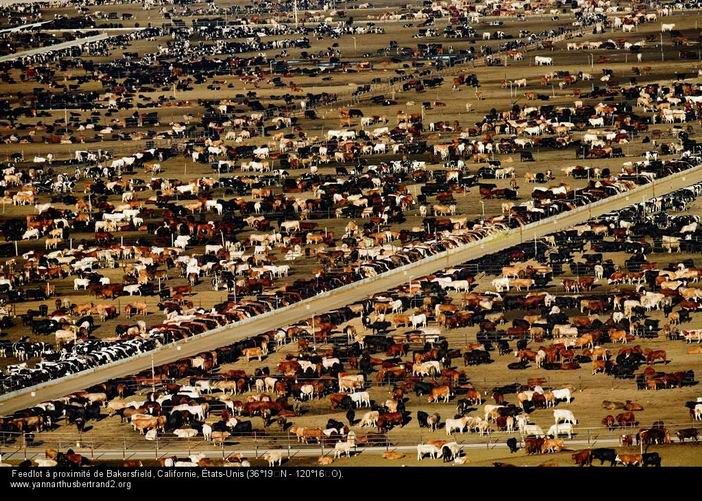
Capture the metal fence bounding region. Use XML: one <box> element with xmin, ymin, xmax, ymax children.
<box><xmin>1</xmin><ymin>420</ymin><xmax>699</xmax><ymax>463</ymax></box>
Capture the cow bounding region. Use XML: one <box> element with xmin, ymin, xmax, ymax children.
<box><xmin>242</xmin><ymin>347</ymin><xmax>264</xmax><ymax>361</ymax></box>
<box><xmin>552</xmin><ymin>388</ymin><xmax>572</xmax><ymax>404</ymax></box>
<box><xmin>554</xmin><ymin>409</ymin><xmax>577</xmax><ymax>425</ymax></box>
<box><xmin>445</xmin><ymin>416</ymin><xmax>472</xmax><ymax>435</ymax></box>
<box><xmin>615</xmin><ymin>453</ymin><xmax>642</xmax><ymax>466</ymax></box>
<box><xmin>548</xmin><ymin>423</ymin><xmax>574</xmax><ymax>438</ymax></box>
<box><xmin>350</xmin><ymin>391</ymin><xmax>371</xmax><ymax>408</ymax></box>
<box><xmin>591</xmin><ymin>448</ymin><xmax>617</xmax><ymax>466</ymax></box>
<box><xmin>263</xmin><ymin>451</ymin><xmax>283</xmax><ymax>466</ymax></box>
<box><xmin>524</xmin><ymin>437</ymin><xmax>544</xmax><ymax>454</ymax></box>
<box><xmin>572</xmin><ymin>449</ymin><xmax>592</xmax><ymax>466</ymax></box>
<box><xmin>417</xmin><ymin>443</ymin><xmax>442</xmax><ymax>460</ymax></box>
<box><xmin>428</xmin><ymin>385</ymin><xmax>451</xmax><ymax>403</ymax></box>
<box><xmin>676</xmin><ymin>428</ymin><xmax>699</xmax><ymax>442</ymax></box>
<box><xmin>642</xmin><ymin>452</ymin><xmax>661</xmax><ymax>467</ymax></box>
<box><xmin>542</xmin><ymin>439</ymin><xmax>565</xmax><ymax>453</ymax></box>
<box><xmin>506</xmin><ymin>437</ymin><xmax>519</xmax><ymax>453</ymax></box>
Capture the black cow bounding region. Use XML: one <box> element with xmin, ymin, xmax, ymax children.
<box><xmin>417</xmin><ymin>411</ymin><xmax>430</xmax><ymax>428</ymax></box>
<box><xmin>456</xmin><ymin>399</ymin><xmax>474</xmax><ymax>415</ymax></box>
<box><xmin>506</xmin><ymin>437</ymin><xmax>519</xmax><ymax>453</ymax></box>
<box><xmin>326</xmin><ymin>419</ymin><xmax>345</xmax><ymax>432</ymax></box>
<box><xmin>642</xmin><ymin>452</ymin><xmax>661</xmax><ymax>467</ymax></box>
<box><xmin>591</xmin><ymin>448</ymin><xmax>617</xmax><ymax>466</ymax></box>
<box><xmin>442</xmin><ymin>445</ymin><xmax>455</xmax><ymax>462</ymax></box>
<box><xmin>346</xmin><ymin>409</ymin><xmax>356</xmax><ymax>426</ymax></box>
<box><xmin>464</xmin><ymin>350</ymin><xmax>492</xmax><ymax>366</ymax></box>
<box><xmin>414</xmin><ymin>382</ymin><xmax>434</xmax><ymax>396</ymax></box>
<box><xmin>677</xmin><ymin>428</ymin><xmax>699</xmax><ymax>442</ymax></box>
<box><xmin>231</xmin><ymin>420</ymin><xmax>252</xmax><ymax>436</ymax></box>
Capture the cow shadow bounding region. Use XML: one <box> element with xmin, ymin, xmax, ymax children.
<box><xmin>507</xmin><ymin>361</ymin><xmax>530</xmax><ymax>370</ymax></box>
<box><xmin>456</xmin><ymin>406</ymin><xmax>477</xmax><ymax>417</ymax></box>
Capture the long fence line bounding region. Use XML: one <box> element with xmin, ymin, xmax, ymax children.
<box><xmin>0</xmin><ymin>422</ymin><xmax>698</xmax><ymax>464</ymax></box>
<box><xmin>15</xmin><ymin>371</ymin><xmax>652</xmax><ymax>393</ymax></box>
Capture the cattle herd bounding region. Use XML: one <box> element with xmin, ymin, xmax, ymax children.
<box><xmin>0</xmin><ymin>0</ymin><xmax>701</xmax><ymax>469</ymax></box>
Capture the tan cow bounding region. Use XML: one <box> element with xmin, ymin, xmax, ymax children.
<box><xmin>243</xmin><ymin>347</ymin><xmax>264</xmax><ymax>361</ymax></box>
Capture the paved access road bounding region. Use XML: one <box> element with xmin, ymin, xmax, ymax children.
<box><xmin>1</xmin><ymin>165</ymin><xmax>701</xmax><ymax>416</ymax></box>
<box><xmin>0</xmin><ymin>33</ymin><xmax>111</xmax><ymax>62</ymax></box>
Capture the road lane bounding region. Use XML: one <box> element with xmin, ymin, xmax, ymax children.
<box><xmin>1</xmin><ymin>164</ymin><xmax>701</xmax><ymax>415</ymax></box>
<box><xmin>0</xmin><ymin>33</ymin><xmax>111</xmax><ymax>62</ymax></box>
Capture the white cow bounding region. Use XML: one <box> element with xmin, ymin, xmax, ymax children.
<box><xmin>551</xmin><ymin>388</ymin><xmax>572</xmax><ymax>404</ymax></box>
<box><xmin>554</xmin><ymin>409</ymin><xmax>577</xmax><ymax>425</ymax></box>
<box><xmin>492</xmin><ymin>277</ymin><xmax>511</xmax><ymax>292</ymax></box>
<box><xmin>695</xmin><ymin>404</ymin><xmax>702</xmax><ymax>421</ymax></box>
<box><xmin>264</xmin><ymin>451</ymin><xmax>283</xmax><ymax>466</ymax></box>
<box><xmin>73</xmin><ymin>278</ymin><xmax>90</xmax><ymax>290</ymax></box>
<box><xmin>547</xmin><ymin>423</ymin><xmax>574</xmax><ymax>438</ymax></box>
<box><xmin>22</xmin><ymin>228</ymin><xmax>40</xmax><ymax>240</ymax></box>
<box><xmin>124</xmin><ymin>284</ymin><xmax>141</xmax><ymax>296</ymax></box>
<box><xmin>410</xmin><ymin>313</ymin><xmax>427</xmax><ymax>328</ymax></box>
<box><xmin>350</xmin><ymin>391</ymin><xmax>371</xmax><ymax>408</ymax></box>
<box><xmin>173</xmin><ymin>428</ymin><xmax>199</xmax><ymax>438</ymax></box>
<box><xmin>417</xmin><ymin>443</ymin><xmax>442</xmax><ymax>460</ymax></box>
<box><xmin>445</xmin><ymin>416</ymin><xmax>471</xmax><ymax>435</ymax></box>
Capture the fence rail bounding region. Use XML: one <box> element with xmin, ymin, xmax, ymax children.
<box><xmin>1</xmin><ymin>421</ymin><xmax>698</xmax><ymax>463</ymax></box>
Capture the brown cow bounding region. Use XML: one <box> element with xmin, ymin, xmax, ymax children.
<box><xmin>616</xmin><ymin>453</ymin><xmax>642</xmax><ymax>466</ymax></box>
<box><xmin>428</xmin><ymin>385</ymin><xmax>451</xmax><ymax>403</ymax></box>
<box><xmin>541</xmin><ymin>439</ymin><xmax>565</xmax><ymax>453</ymax></box>
<box><xmin>592</xmin><ymin>360</ymin><xmax>606</xmax><ymax>375</ymax></box>
<box><xmin>572</xmin><ymin>449</ymin><xmax>592</xmax><ymax>466</ymax></box>
<box><xmin>616</xmin><ymin>412</ymin><xmax>637</xmax><ymax>428</ymax></box>
<box><xmin>602</xmin><ymin>415</ymin><xmax>616</xmax><ymax>431</ymax></box>
<box><xmin>301</xmin><ymin>428</ymin><xmax>323</xmax><ymax>444</ymax></box>
<box><xmin>644</xmin><ymin>349</ymin><xmax>666</xmax><ymax>365</ymax></box>
<box><xmin>243</xmin><ymin>347</ymin><xmax>265</xmax><ymax>361</ymax></box>
<box><xmin>524</xmin><ymin>437</ymin><xmax>544</xmax><ymax>455</ymax></box>
<box><xmin>377</xmin><ymin>412</ymin><xmax>404</xmax><ymax>431</ymax></box>
<box><xmin>392</xmin><ymin>314</ymin><xmax>410</xmax><ymax>327</ymax></box>
<box><xmin>624</xmin><ymin>401</ymin><xmax>644</xmax><ymax>411</ymax></box>
<box><xmin>329</xmin><ymin>393</ymin><xmax>351</xmax><ymax>409</ymax></box>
